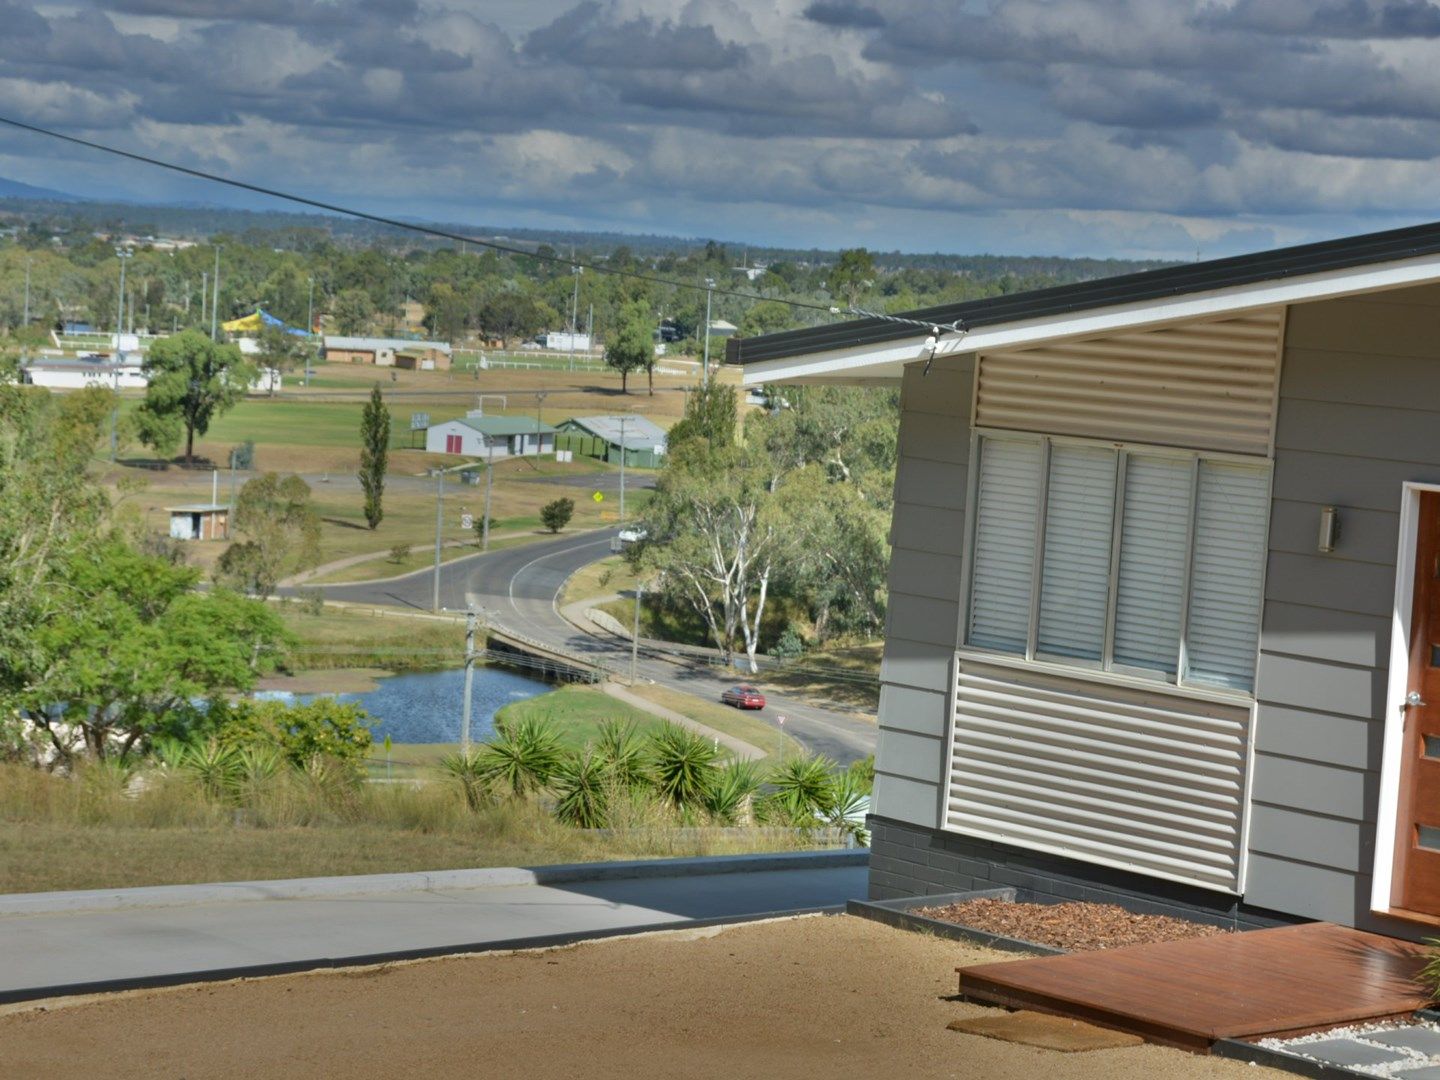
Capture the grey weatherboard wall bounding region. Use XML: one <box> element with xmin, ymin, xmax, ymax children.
<box><xmin>870</xmin><ymin>286</ymin><xmax>1440</xmax><ymax>936</ymax></box>
<box><xmin>1246</xmin><ymin>285</ymin><xmax>1440</xmax><ymax>936</ymax></box>
<box><xmin>871</xmin><ymin>357</ymin><xmax>972</xmax><ymax>831</ymax></box>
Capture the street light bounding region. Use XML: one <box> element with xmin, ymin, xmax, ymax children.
<box><xmin>114</xmin><ymin>247</ymin><xmax>133</xmax><ymax>349</ymax></box>
<box><xmin>306</xmin><ymin>277</ymin><xmax>315</xmax><ymax>386</ymax></box>
<box><xmin>432</xmin><ymin>458</ymin><xmax>482</xmax><ymax>611</ymax></box>
<box><xmin>210</xmin><ymin>245</ymin><xmax>222</xmax><ymax>341</ymax></box>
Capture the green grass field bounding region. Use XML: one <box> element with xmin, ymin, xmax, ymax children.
<box><xmin>491</xmin><ymin>686</ymin><xmax>669</xmax><ymax>750</ymax></box>
<box><xmin>277</xmin><ymin>605</ymin><xmax>467</xmax><ymax>672</ymax></box>
<box><xmin>624</xmin><ymin>683</ymin><xmax>801</xmax><ymax>759</ymax></box>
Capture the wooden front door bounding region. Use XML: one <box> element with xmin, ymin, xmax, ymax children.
<box><xmin>1395</xmin><ymin>491</ymin><xmax>1440</xmax><ymax>915</ymax></box>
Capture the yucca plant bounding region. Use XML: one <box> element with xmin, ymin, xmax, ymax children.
<box><xmin>182</xmin><ymin>740</ymin><xmax>242</xmax><ymax>802</ymax></box>
<box><xmin>479</xmin><ymin>717</ymin><xmax>565</xmax><ymax>797</ymax></box>
<box><xmin>553</xmin><ymin>749</ymin><xmax>611</xmax><ymax>829</ymax></box>
<box><xmin>646</xmin><ymin>722</ymin><xmax>721</xmax><ymax>811</ymax></box>
<box><xmin>767</xmin><ymin>754</ymin><xmax>838</xmax><ymax>821</ymax></box>
<box><xmin>438</xmin><ymin>747</ymin><xmax>491</xmax><ymax>811</ymax></box>
<box><xmin>594</xmin><ymin>720</ymin><xmax>648</xmax><ymax>790</ymax></box>
<box><xmin>705</xmin><ymin>760</ymin><xmax>763</xmax><ymax>825</ymax></box>
<box><xmin>825</xmin><ymin>770</ymin><xmax>871</xmax><ymax>845</ymax></box>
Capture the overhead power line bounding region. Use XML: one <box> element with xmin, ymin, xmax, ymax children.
<box><xmin>0</xmin><ymin>113</ymin><xmax>964</xmax><ymax>335</ymax></box>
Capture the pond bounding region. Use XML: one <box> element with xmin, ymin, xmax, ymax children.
<box><xmin>256</xmin><ymin>666</ymin><xmax>551</xmax><ymax>744</ymax></box>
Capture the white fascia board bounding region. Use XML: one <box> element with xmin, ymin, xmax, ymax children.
<box><xmin>740</xmin><ymin>249</ymin><xmax>1440</xmax><ymax>386</ymax></box>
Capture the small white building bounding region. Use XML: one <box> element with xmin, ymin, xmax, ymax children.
<box><xmin>425</xmin><ymin>413</ymin><xmax>557</xmax><ymax>459</ymax></box>
<box><xmin>22</xmin><ymin>358</ymin><xmax>148</xmax><ymax>390</ymax></box>
<box><xmin>539</xmin><ymin>331</ymin><xmax>591</xmax><ymax>352</ymax></box>
<box><xmin>167</xmin><ymin>503</ymin><xmax>229</xmax><ymax>541</ymax></box>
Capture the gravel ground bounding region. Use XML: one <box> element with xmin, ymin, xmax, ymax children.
<box><xmin>914</xmin><ymin>898</ymin><xmax>1228</xmax><ymax>952</ymax></box>
<box><xmin>0</xmin><ymin>914</ymin><xmax>1283</xmax><ymax>1080</ymax></box>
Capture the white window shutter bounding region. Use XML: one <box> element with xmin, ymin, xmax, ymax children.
<box><xmin>1184</xmin><ymin>463</ymin><xmax>1269</xmax><ymax>691</ymax></box>
<box><xmin>967</xmin><ymin>438</ymin><xmax>1041</xmax><ymax>653</ymax></box>
<box><xmin>1112</xmin><ymin>455</ymin><xmax>1193</xmax><ymax>675</ymax></box>
<box><xmin>1037</xmin><ymin>445</ymin><xmax>1116</xmax><ymax>661</ymax></box>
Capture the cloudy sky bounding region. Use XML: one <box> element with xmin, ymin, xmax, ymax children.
<box><xmin>4</xmin><ymin>0</ymin><xmax>1440</xmax><ymax>258</ymax></box>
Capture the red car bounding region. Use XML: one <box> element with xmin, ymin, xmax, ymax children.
<box><xmin>721</xmin><ymin>685</ymin><xmax>766</xmax><ymax>710</ymax></box>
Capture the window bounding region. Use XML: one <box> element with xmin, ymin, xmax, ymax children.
<box><xmin>964</xmin><ymin>434</ymin><xmax>1270</xmax><ymax>694</ymax></box>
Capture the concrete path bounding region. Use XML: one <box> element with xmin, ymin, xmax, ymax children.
<box><xmin>602</xmin><ymin>682</ymin><xmax>766</xmax><ymax>761</ymax></box>
<box><xmin>280</xmin><ymin>532</ymin><xmax>534</xmax><ymax>588</ymax></box>
<box><xmin>0</xmin><ymin>854</ymin><xmax>867</xmax><ymax>1003</ymax></box>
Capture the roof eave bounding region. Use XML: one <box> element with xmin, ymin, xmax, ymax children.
<box><xmin>739</xmin><ymin>248</ymin><xmax>1440</xmax><ymax>386</ymax></box>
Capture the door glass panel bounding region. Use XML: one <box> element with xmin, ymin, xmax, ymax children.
<box><xmin>1419</xmin><ymin>825</ymin><xmax>1440</xmax><ymax>852</ymax></box>
<box><xmin>1425</xmin><ymin>735</ymin><xmax>1440</xmax><ymax>759</ymax></box>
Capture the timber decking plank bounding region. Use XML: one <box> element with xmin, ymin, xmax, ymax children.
<box><xmin>956</xmin><ymin>923</ymin><xmax>1430</xmax><ymax>1051</ymax></box>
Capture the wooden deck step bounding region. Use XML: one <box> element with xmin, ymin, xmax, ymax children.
<box><xmin>956</xmin><ymin>922</ymin><xmax>1432</xmax><ymax>1052</ymax></box>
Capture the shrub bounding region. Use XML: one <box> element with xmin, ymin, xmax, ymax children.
<box><xmin>438</xmin><ymin>747</ymin><xmax>490</xmax><ymax>811</ymax></box>
<box><xmin>764</xmin><ymin>754</ymin><xmax>837</xmax><ymax>822</ymax></box>
<box><xmin>646</xmin><ymin>722</ymin><xmax>721</xmax><ymax>811</ymax></box>
<box><xmin>388</xmin><ymin>542</ymin><xmax>411</xmax><ymax>565</ymax></box>
<box><xmin>296</xmin><ymin>587</ymin><xmax>325</xmax><ymax>616</ymax></box>
<box><xmin>540</xmin><ymin>497</ymin><xmax>574</xmax><ymax>533</ymax></box>
<box><xmin>594</xmin><ymin>719</ymin><xmax>647</xmax><ymax>789</ymax></box>
<box><xmin>704</xmin><ymin>760</ymin><xmax>762</xmax><ymax>825</ymax></box>
<box><xmin>771</xmin><ymin>624</ymin><xmax>808</xmax><ymax>660</ymax></box>
<box><xmin>214</xmin><ymin>698</ymin><xmax>373</xmax><ymax>769</ymax></box>
<box><xmin>553</xmin><ymin>749</ymin><xmax>612</xmax><ymax>828</ymax></box>
<box><xmin>477</xmin><ymin>716</ymin><xmax>564</xmax><ymax>797</ymax></box>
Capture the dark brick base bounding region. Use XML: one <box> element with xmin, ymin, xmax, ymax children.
<box><xmin>868</xmin><ymin>816</ymin><xmax>1299</xmax><ymax>931</ymax></box>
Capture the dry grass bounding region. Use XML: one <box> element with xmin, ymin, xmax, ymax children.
<box><xmin>0</xmin><ymin>764</ymin><xmax>832</xmax><ymax>894</ymax></box>
<box><xmin>624</xmin><ymin>683</ymin><xmax>800</xmax><ymax>759</ymax></box>
<box><xmin>763</xmin><ymin>641</ymin><xmax>883</xmax><ymax>714</ymax></box>
<box><xmin>275</xmin><ymin>605</ymin><xmax>467</xmax><ymax>671</ymax></box>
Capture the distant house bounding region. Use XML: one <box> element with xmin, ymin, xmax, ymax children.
<box><xmin>323</xmin><ymin>336</ymin><xmax>452</xmax><ymax>369</ymax></box>
<box><xmin>707</xmin><ymin>319</ymin><xmax>739</xmax><ymax>338</ymax></box>
<box><xmin>539</xmin><ymin>331</ymin><xmax>591</xmax><ymax>352</ymax></box>
<box><xmin>167</xmin><ymin>504</ymin><xmax>228</xmax><ymax>541</ymax></box>
<box><xmin>425</xmin><ymin>413</ymin><xmax>556</xmax><ymax>458</ymax></box>
<box><xmin>556</xmin><ymin>414</ymin><xmax>667</xmax><ymax>469</ymax></box>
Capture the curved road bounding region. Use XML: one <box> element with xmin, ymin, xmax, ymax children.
<box><xmin>304</xmin><ymin>530</ymin><xmax>877</xmax><ymax>764</ymax></box>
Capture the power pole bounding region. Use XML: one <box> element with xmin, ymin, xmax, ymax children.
<box><xmin>432</xmin><ymin>468</ymin><xmax>444</xmax><ymax>612</ymax></box>
<box><xmin>114</xmin><ymin>247</ymin><xmax>131</xmax><ymax>346</ymax></box>
<box><xmin>568</xmin><ymin>262</ymin><xmax>580</xmax><ymax>373</ymax></box>
<box><xmin>617</xmin><ymin>415</ymin><xmax>628</xmax><ymax>523</ymax></box>
<box><xmin>461</xmin><ymin>609</ymin><xmax>477</xmax><ymax>752</ymax></box>
<box><xmin>210</xmin><ymin>245</ymin><xmax>221</xmax><ymax>340</ymax></box>
<box><xmin>482</xmin><ymin>443</ymin><xmax>494</xmax><ymax>552</ymax></box>
<box><xmin>702</xmin><ymin>277</ymin><xmax>714</xmax><ymax>390</ymax></box>
<box><xmin>22</xmin><ymin>258</ymin><xmax>30</xmax><ymax>327</ymax></box>
<box><xmin>200</xmin><ymin>271</ymin><xmax>207</xmax><ymax>328</ymax></box>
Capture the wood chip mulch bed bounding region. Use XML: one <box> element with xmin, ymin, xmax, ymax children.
<box><xmin>912</xmin><ymin>898</ymin><xmax>1229</xmax><ymax>952</ymax></box>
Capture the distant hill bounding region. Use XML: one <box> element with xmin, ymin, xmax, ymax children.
<box><xmin>0</xmin><ymin>176</ymin><xmax>81</xmax><ymax>202</ymax></box>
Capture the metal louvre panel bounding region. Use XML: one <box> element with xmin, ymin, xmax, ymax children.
<box><xmin>967</xmin><ymin>439</ymin><xmax>1041</xmax><ymax>652</ymax></box>
<box><xmin>975</xmin><ymin>310</ymin><xmax>1283</xmax><ymax>455</ymax></box>
<box><xmin>1112</xmin><ymin>455</ymin><xmax>1193</xmax><ymax>674</ymax></box>
<box><xmin>1037</xmin><ymin>445</ymin><xmax>1115</xmax><ymax>660</ymax></box>
<box><xmin>949</xmin><ymin>661</ymin><xmax>1251</xmax><ymax>891</ymax></box>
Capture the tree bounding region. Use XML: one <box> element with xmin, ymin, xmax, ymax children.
<box><xmin>14</xmin><ymin>542</ymin><xmax>289</xmax><ymax>762</ymax></box>
<box><xmin>638</xmin><ymin>440</ymin><xmax>803</xmax><ymax>672</ymax></box>
<box><xmin>737</xmin><ymin>299</ymin><xmax>793</xmax><ymax>337</ymax></box>
<box><xmin>216</xmin><ymin>473</ymin><xmax>321</xmax><ymax>597</ymax></box>
<box><xmin>134</xmin><ymin>330</ymin><xmax>254</xmax><ymax>462</ymax></box>
<box><xmin>667</xmin><ymin>382</ymin><xmax>737</xmax><ymax>452</ymax></box>
<box><xmin>479</xmin><ymin>291</ymin><xmax>556</xmax><ymax>347</ymax></box>
<box><xmin>331</xmin><ymin>288</ymin><xmax>374</xmax><ymax>335</ymax></box>
<box><xmin>254</xmin><ymin>324</ymin><xmax>309</xmax><ymax>396</ymax></box>
<box><xmin>604</xmin><ymin>299</ymin><xmax>654</xmax><ymax>394</ymax></box>
<box><xmin>827</xmin><ymin>248</ymin><xmax>875</xmax><ymax>310</ymax></box>
<box><xmin>540</xmin><ymin>497</ymin><xmax>574</xmax><ymax>533</ymax></box>
<box><xmin>358</xmin><ymin>384</ymin><xmax>389</xmax><ymax>529</ymax></box>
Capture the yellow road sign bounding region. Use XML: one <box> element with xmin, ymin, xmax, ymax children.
<box><xmin>592</xmin><ymin>491</ymin><xmax>605</xmax><ymax>502</ymax></box>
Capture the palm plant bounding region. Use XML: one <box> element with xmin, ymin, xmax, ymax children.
<box><xmin>705</xmin><ymin>760</ymin><xmax>763</xmax><ymax>824</ymax></box>
<box><xmin>553</xmin><ymin>749</ymin><xmax>611</xmax><ymax>829</ymax></box>
<box><xmin>182</xmin><ymin>740</ymin><xmax>242</xmax><ymax>802</ymax></box>
<box><xmin>594</xmin><ymin>720</ymin><xmax>648</xmax><ymax>789</ymax></box>
<box><xmin>825</xmin><ymin>769</ymin><xmax>871</xmax><ymax>845</ymax></box>
<box><xmin>438</xmin><ymin>747</ymin><xmax>490</xmax><ymax>811</ymax></box>
<box><xmin>766</xmin><ymin>754</ymin><xmax>838</xmax><ymax>822</ymax></box>
<box><xmin>646</xmin><ymin>722</ymin><xmax>721</xmax><ymax>810</ymax></box>
<box><xmin>478</xmin><ymin>716</ymin><xmax>565</xmax><ymax>797</ymax></box>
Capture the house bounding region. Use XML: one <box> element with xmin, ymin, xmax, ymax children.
<box><xmin>539</xmin><ymin>331</ymin><xmax>591</xmax><ymax>352</ymax></box>
<box><xmin>556</xmin><ymin>415</ymin><xmax>667</xmax><ymax>469</ymax></box>
<box><xmin>167</xmin><ymin>504</ymin><xmax>228</xmax><ymax>541</ymax></box>
<box><xmin>707</xmin><ymin>319</ymin><xmax>739</xmax><ymax>338</ymax></box>
<box><xmin>322</xmin><ymin>336</ymin><xmax>452</xmax><ymax>369</ymax></box>
<box><xmin>425</xmin><ymin>413</ymin><xmax>556</xmax><ymax>458</ymax></box>
<box><xmin>728</xmin><ymin>218</ymin><xmax>1440</xmax><ymax>940</ymax></box>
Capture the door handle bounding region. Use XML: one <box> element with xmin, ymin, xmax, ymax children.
<box><xmin>1406</xmin><ymin>690</ymin><xmax>1427</xmax><ymax>710</ymax></box>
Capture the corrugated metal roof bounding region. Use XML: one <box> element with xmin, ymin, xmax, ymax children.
<box><xmin>323</xmin><ymin>336</ymin><xmax>452</xmax><ymax>353</ymax></box>
<box><xmin>166</xmin><ymin>504</ymin><xmax>228</xmax><ymax>512</ymax></box>
<box><xmin>728</xmin><ymin>217</ymin><xmax>1440</xmax><ymax>365</ymax></box>
<box><xmin>447</xmin><ymin>415</ymin><xmax>556</xmax><ymax>436</ymax></box>
<box><xmin>559</xmin><ymin>414</ymin><xmax>667</xmax><ymax>449</ymax></box>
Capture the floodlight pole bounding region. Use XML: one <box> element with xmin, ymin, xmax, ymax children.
<box><xmin>22</xmin><ymin>258</ymin><xmax>30</xmax><ymax>327</ymax></box>
<box><xmin>702</xmin><ymin>277</ymin><xmax>714</xmax><ymax>390</ymax></box>
<box><xmin>482</xmin><ymin>443</ymin><xmax>494</xmax><ymax>552</ymax></box>
<box><xmin>210</xmin><ymin>245</ymin><xmax>221</xmax><ymax>340</ymax></box>
<box><xmin>306</xmin><ymin>277</ymin><xmax>315</xmax><ymax>385</ymax></box>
